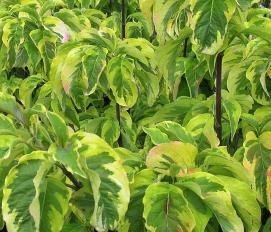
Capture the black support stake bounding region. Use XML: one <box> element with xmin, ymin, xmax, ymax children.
<box><xmin>264</xmin><ymin>0</ymin><xmax>270</xmax><ymax>17</ymax></box>
<box><xmin>109</xmin><ymin>0</ymin><xmax>114</xmax><ymax>15</ymax></box>
<box><xmin>215</xmin><ymin>53</ymin><xmax>223</xmax><ymax>144</ymax></box>
<box><xmin>116</xmin><ymin>0</ymin><xmax>126</xmax><ymax>147</ymax></box>
<box><xmin>121</xmin><ymin>0</ymin><xmax>126</xmax><ymax>39</ymax></box>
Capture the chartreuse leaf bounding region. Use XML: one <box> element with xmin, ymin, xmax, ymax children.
<box><xmin>177</xmin><ymin>172</ymin><xmax>244</xmax><ymax>232</ymax></box>
<box><xmin>190</xmin><ymin>0</ymin><xmax>236</xmax><ymax>55</ymax></box>
<box><xmin>219</xmin><ymin>176</ymin><xmax>261</xmax><ymax>232</ymax></box>
<box><xmin>200</xmin><ymin>148</ymin><xmax>251</xmax><ymax>184</ymax></box>
<box><xmin>0</xmin><ymin>92</ymin><xmax>20</xmax><ymax>117</ymax></box>
<box><xmin>138</xmin><ymin>0</ymin><xmax>154</xmax><ymax>32</ymax></box>
<box><xmin>143</xmin><ymin>183</ymin><xmax>196</xmax><ymax>232</ymax></box>
<box><xmin>2</xmin><ymin>151</ymin><xmax>71</xmax><ymax>232</ymax></box>
<box><xmin>146</xmin><ymin>141</ymin><xmax>198</xmax><ymax>176</ymax></box>
<box><xmin>185</xmin><ymin>113</ymin><xmax>219</xmax><ymax>149</ymax></box>
<box><xmin>143</xmin><ymin>127</ymin><xmax>170</xmax><ymax>145</ymax></box>
<box><xmin>222</xmin><ymin>92</ymin><xmax>242</xmax><ymax>140</ymax></box>
<box><xmin>119</xmin><ymin>169</ymin><xmax>157</xmax><ymax>232</ymax></box>
<box><xmin>156</xmin><ymin>121</ymin><xmax>195</xmax><ymax>144</ymax></box>
<box><xmin>107</xmin><ymin>56</ymin><xmax>138</xmax><ymax>108</ymax></box>
<box><xmin>71</xmin><ymin>132</ymin><xmax>130</xmax><ymax>231</ymax></box>
<box><xmin>141</xmin><ymin>97</ymin><xmax>199</xmax><ymax>126</ymax></box>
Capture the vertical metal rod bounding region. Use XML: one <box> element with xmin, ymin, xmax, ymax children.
<box><xmin>116</xmin><ymin>0</ymin><xmax>126</xmax><ymax>147</ymax></box>
<box><xmin>215</xmin><ymin>53</ymin><xmax>223</xmax><ymax>144</ymax></box>
<box><xmin>264</xmin><ymin>0</ymin><xmax>270</xmax><ymax>16</ymax></box>
<box><xmin>109</xmin><ymin>0</ymin><xmax>114</xmax><ymax>15</ymax></box>
<box><xmin>121</xmin><ymin>0</ymin><xmax>126</xmax><ymax>39</ymax></box>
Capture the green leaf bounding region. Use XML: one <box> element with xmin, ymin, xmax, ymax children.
<box><xmin>135</xmin><ymin>69</ymin><xmax>160</xmax><ymax>107</ymax></box>
<box><xmin>146</xmin><ymin>141</ymin><xmax>198</xmax><ymax>176</ymax></box>
<box><xmin>185</xmin><ymin>58</ymin><xmax>207</xmax><ymax>97</ymax></box>
<box><xmin>46</xmin><ymin>111</ymin><xmax>69</xmax><ymax>147</ymax></box>
<box><xmin>61</xmin><ymin>223</ymin><xmax>89</xmax><ymax>232</ymax></box>
<box><xmin>107</xmin><ymin>57</ymin><xmax>138</xmax><ymax>108</ymax></box>
<box><xmin>191</xmin><ymin>0</ymin><xmax>236</xmax><ymax>55</ymax></box>
<box><xmin>141</xmin><ymin>97</ymin><xmax>199</xmax><ymax>126</ymax></box>
<box><xmin>69</xmin><ymin>183</ymin><xmax>95</xmax><ymax>225</ymax></box>
<box><xmin>263</xmin><ymin>216</ymin><xmax>271</xmax><ymax>232</ymax></box>
<box><xmin>219</xmin><ymin>176</ymin><xmax>261</xmax><ymax>232</ymax></box>
<box><xmin>120</xmin><ymin>169</ymin><xmax>157</xmax><ymax>232</ymax></box>
<box><xmin>19</xmin><ymin>75</ymin><xmax>43</xmax><ymax>108</ymax></box>
<box><xmin>222</xmin><ymin>94</ymin><xmax>242</xmax><ymax>140</ymax></box>
<box><xmin>155</xmin><ymin>28</ymin><xmax>192</xmax><ymax>92</ymax></box>
<box><xmin>178</xmin><ymin>172</ymin><xmax>244</xmax><ymax>232</ymax></box>
<box><xmin>182</xmin><ymin>189</ymin><xmax>212</xmax><ymax>232</ymax></box>
<box><xmin>143</xmin><ymin>182</ymin><xmax>196</xmax><ymax>232</ymax></box>
<box><xmin>101</xmin><ymin>118</ymin><xmax>120</xmax><ymax>146</ymax></box>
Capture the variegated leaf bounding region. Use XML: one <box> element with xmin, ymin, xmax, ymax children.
<box><xmin>177</xmin><ymin>172</ymin><xmax>244</xmax><ymax>232</ymax></box>
<box><xmin>246</xmin><ymin>59</ymin><xmax>271</xmax><ymax>105</ymax></box>
<box><xmin>2</xmin><ymin>151</ymin><xmax>71</xmax><ymax>232</ymax></box>
<box><xmin>146</xmin><ymin>141</ymin><xmax>198</xmax><ymax>176</ymax></box>
<box><xmin>219</xmin><ymin>176</ymin><xmax>261</xmax><ymax>232</ymax></box>
<box><xmin>185</xmin><ymin>113</ymin><xmax>219</xmax><ymax>149</ymax></box>
<box><xmin>190</xmin><ymin>0</ymin><xmax>236</xmax><ymax>55</ymax></box>
<box><xmin>143</xmin><ymin>182</ymin><xmax>196</xmax><ymax>232</ymax></box>
<box><xmin>107</xmin><ymin>57</ymin><xmax>138</xmax><ymax>108</ymax></box>
<box><xmin>119</xmin><ymin>169</ymin><xmax>157</xmax><ymax>232</ymax></box>
<box><xmin>243</xmin><ymin>131</ymin><xmax>271</xmax><ymax>209</ymax></box>
<box><xmin>72</xmin><ymin>132</ymin><xmax>130</xmax><ymax>231</ymax></box>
